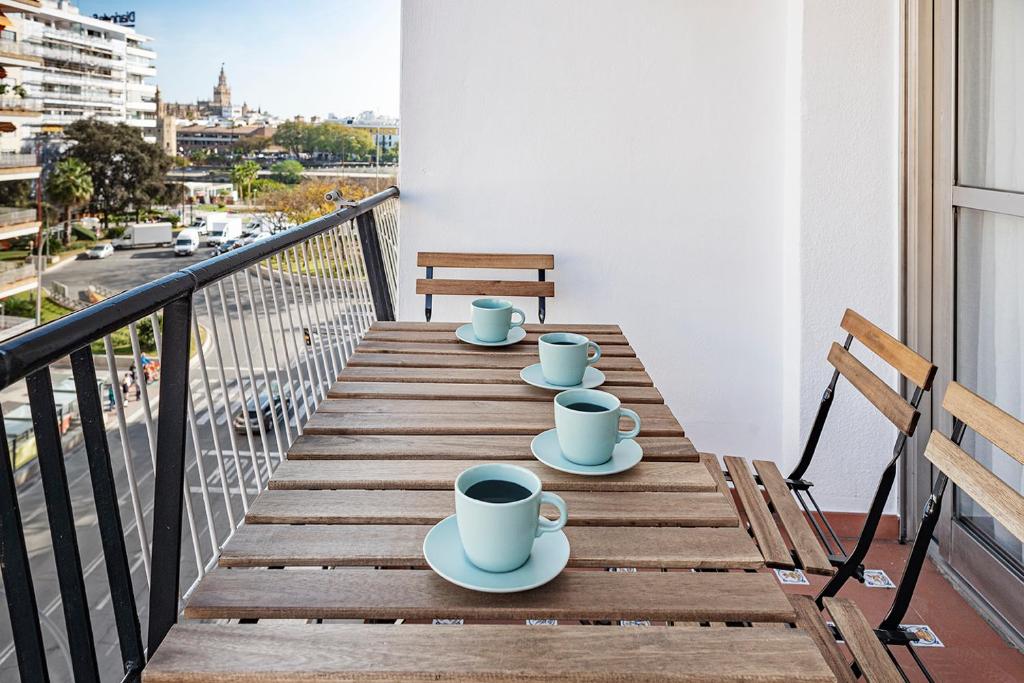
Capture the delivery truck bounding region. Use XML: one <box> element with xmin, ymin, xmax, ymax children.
<box><xmin>206</xmin><ymin>215</ymin><xmax>243</xmax><ymax>247</ymax></box>
<box><xmin>112</xmin><ymin>222</ymin><xmax>174</xmax><ymax>249</ymax></box>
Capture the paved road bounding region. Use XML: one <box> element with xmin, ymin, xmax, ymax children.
<box><xmin>43</xmin><ymin>244</ymin><xmax>212</xmax><ymax>297</ymax></box>
<box><xmin>2</xmin><ymin>246</ymin><xmax>365</xmax><ymax>680</ymax></box>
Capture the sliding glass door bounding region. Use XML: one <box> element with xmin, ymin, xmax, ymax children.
<box><xmin>930</xmin><ymin>0</ymin><xmax>1024</xmax><ymax>640</ymax></box>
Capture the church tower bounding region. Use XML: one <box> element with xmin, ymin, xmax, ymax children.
<box><xmin>213</xmin><ymin>64</ymin><xmax>231</xmax><ymax>108</ymax></box>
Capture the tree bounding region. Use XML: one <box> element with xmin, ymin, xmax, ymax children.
<box><xmin>259</xmin><ymin>178</ymin><xmax>376</xmax><ymax>228</ymax></box>
<box><xmin>230</xmin><ymin>160</ymin><xmax>260</xmax><ymax>201</ymax></box>
<box><xmin>270</xmin><ymin>159</ymin><xmax>304</xmax><ymax>184</ymax></box>
<box><xmin>62</xmin><ymin>120</ymin><xmax>172</xmax><ymax>227</ymax></box>
<box><xmin>272</xmin><ymin>120</ymin><xmax>308</xmax><ymax>155</ymax></box>
<box><xmin>45</xmin><ymin>158</ymin><xmax>94</xmax><ymax>243</ymax></box>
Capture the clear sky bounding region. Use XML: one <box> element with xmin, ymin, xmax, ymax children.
<box><xmin>77</xmin><ymin>0</ymin><xmax>400</xmax><ymax>119</ymax></box>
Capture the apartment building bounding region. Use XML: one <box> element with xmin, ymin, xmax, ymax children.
<box><xmin>0</xmin><ymin>0</ymin><xmax>158</xmax><ymax>145</ymax></box>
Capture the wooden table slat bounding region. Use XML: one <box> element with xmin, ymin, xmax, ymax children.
<box><xmin>753</xmin><ymin>460</ymin><xmax>834</xmax><ymax>575</ymax></box>
<box><xmin>364</xmin><ymin>330</ymin><xmax>632</xmax><ymax>345</ymax></box>
<box><xmin>146</xmin><ymin>623</ymin><xmax>836</xmax><ymax>683</ymax></box>
<box><xmin>337</xmin><ymin>366</ymin><xmax>654</xmax><ymax>386</ymax></box>
<box><xmin>304</xmin><ymin>399</ymin><xmax>683</xmax><ymax>436</ymax></box>
<box><xmin>245</xmin><ymin>490</ymin><xmax>739</xmax><ymax>527</ymax></box>
<box><xmin>347</xmin><ymin>352</ymin><xmax>644</xmax><ymax>371</ymax></box>
<box><xmin>267</xmin><ymin>459</ymin><xmax>712</xmax><ymax>492</ymax></box>
<box><xmin>723</xmin><ymin>456</ymin><xmax>793</xmax><ymax>568</ymax></box>
<box><xmin>356</xmin><ymin>340</ymin><xmax>638</xmax><ymax>357</ymax></box>
<box><xmin>219</xmin><ymin>524</ymin><xmax>764</xmax><ymax>569</ymax></box>
<box><xmin>285</xmin><ymin>434</ymin><xmax>699</xmax><ymax>461</ymax></box>
<box><xmin>184</xmin><ymin>569</ymin><xmax>796</xmax><ymax>623</ymax></box>
<box><xmin>824</xmin><ymin>597</ymin><xmax>903</xmax><ymax>683</ymax></box>
<box><xmin>371</xmin><ymin>321</ymin><xmax>624</xmax><ymax>334</ymax></box>
<box><xmin>790</xmin><ymin>595</ymin><xmax>856</xmax><ymax>683</ymax></box>
<box><xmin>329</xmin><ymin>381</ymin><xmax>663</xmax><ymax>403</ymax></box>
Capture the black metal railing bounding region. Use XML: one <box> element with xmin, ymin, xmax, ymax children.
<box><xmin>0</xmin><ymin>186</ymin><xmax>399</xmax><ymax>682</ymax></box>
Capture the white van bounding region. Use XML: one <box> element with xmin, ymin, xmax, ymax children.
<box><xmin>173</xmin><ymin>228</ymin><xmax>200</xmax><ymax>256</ymax></box>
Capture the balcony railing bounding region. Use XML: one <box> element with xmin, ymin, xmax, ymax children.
<box><xmin>0</xmin><ymin>187</ymin><xmax>399</xmax><ymax>681</ymax></box>
<box><xmin>0</xmin><ymin>207</ymin><xmax>39</xmax><ymax>225</ymax></box>
<box><xmin>0</xmin><ymin>262</ymin><xmax>36</xmax><ymax>287</ymax></box>
<box><xmin>0</xmin><ymin>155</ymin><xmax>39</xmax><ymax>171</ymax></box>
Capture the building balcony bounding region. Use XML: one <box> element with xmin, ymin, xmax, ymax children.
<box><xmin>0</xmin><ymin>260</ymin><xmax>35</xmax><ymax>299</ymax></box>
<box><xmin>0</xmin><ymin>158</ymin><xmax>40</xmax><ymax>183</ymax></box>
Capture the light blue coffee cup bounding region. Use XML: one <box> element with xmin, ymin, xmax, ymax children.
<box><xmin>538</xmin><ymin>332</ymin><xmax>602</xmax><ymax>386</ymax></box>
<box><xmin>471</xmin><ymin>298</ymin><xmax>526</xmax><ymax>342</ymax></box>
<box><xmin>554</xmin><ymin>388</ymin><xmax>641</xmax><ymax>466</ymax></box>
<box><xmin>455</xmin><ymin>463</ymin><xmax>568</xmax><ymax>573</ymax></box>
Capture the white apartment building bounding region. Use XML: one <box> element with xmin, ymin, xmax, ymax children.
<box><xmin>0</xmin><ymin>0</ymin><xmax>158</xmax><ymax>145</ymax></box>
<box><xmin>329</xmin><ymin>110</ymin><xmax>399</xmax><ymax>150</ymax></box>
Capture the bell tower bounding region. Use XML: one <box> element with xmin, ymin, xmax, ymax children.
<box><xmin>212</xmin><ymin>63</ymin><xmax>231</xmax><ymax>108</ymax></box>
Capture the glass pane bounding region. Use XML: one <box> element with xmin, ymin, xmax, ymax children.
<box><xmin>957</xmin><ymin>0</ymin><xmax>1024</xmax><ymax>193</ymax></box>
<box><xmin>955</xmin><ymin>207</ymin><xmax>1024</xmax><ymax>568</ymax></box>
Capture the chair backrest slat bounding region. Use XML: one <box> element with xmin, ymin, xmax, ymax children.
<box><xmin>841</xmin><ymin>309</ymin><xmax>937</xmax><ymax>390</ymax></box>
<box><xmin>417</xmin><ymin>252</ymin><xmax>554</xmax><ymax>269</ymax></box>
<box><xmin>416</xmin><ymin>278</ymin><xmax>555</xmax><ymax>298</ymax></box>
<box><xmin>924</xmin><ymin>429</ymin><xmax>1024</xmax><ymax>543</ymax></box>
<box><xmin>943</xmin><ymin>381</ymin><xmax>1024</xmax><ymax>467</ymax></box>
<box><xmin>417</xmin><ymin>251</ymin><xmax>555</xmax><ymax>322</ymax></box>
<box><xmin>827</xmin><ymin>342</ymin><xmax>920</xmax><ymax>435</ymax></box>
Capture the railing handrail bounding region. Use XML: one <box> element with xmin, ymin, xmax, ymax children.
<box><xmin>0</xmin><ymin>185</ymin><xmax>399</xmax><ymax>390</ymax></box>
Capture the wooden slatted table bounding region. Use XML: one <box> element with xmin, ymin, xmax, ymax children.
<box><xmin>145</xmin><ymin>322</ymin><xmax>839</xmax><ymax>682</ymax></box>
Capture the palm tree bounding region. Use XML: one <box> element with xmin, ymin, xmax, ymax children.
<box><xmin>46</xmin><ymin>158</ymin><xmax>94</xmax><ymax>243</ymax></box>
<box><xmin>231</xmin><ymin>160</ymin><xmax>260</xmax><ymax>202</ymax></box>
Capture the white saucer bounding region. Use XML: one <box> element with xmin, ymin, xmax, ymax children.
<box><xmin>519</xmin><ymin>363</ymin><xmax>605</xmax><ymax>391</ymax></box>
<box><xmin>423</xmin><ymin>515</ymin><xmax>569</xmax><ymax>593</ymax></box>
<box><xmin>455</xmin><ymin>323</ymin><xmax>527</xmax><ymax>347</ymax></box>
<box><xmin>530</xmin><ymin>428</ymin><xmax>643</xmax><ymax>476</ymax></box>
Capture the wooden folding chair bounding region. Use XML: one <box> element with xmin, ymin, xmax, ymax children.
<box><xmin>809</xmin><ymin>382</ymin><xmax>1024</xmax><ymax>682</ymax></box>
<box><xmin>416</xmin><ymin>252</ymin><xmax>554</xmax><ymax>322</ymax></box>
<box><xmin>713</xmin><ymin>309</ymin><xmax>936</xmax><ymax>578</ymax></box>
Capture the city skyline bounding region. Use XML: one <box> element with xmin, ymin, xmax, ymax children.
<box><xmin>78</xmin><ymin>0</ymin><xmax>400</xmax><ymax>119</ymax></box>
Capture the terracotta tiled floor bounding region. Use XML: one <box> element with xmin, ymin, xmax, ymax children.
<box><xmin>780</xmin><ymin>538</ymin><xmax>1024</xmax><ymax>681</ymax></box>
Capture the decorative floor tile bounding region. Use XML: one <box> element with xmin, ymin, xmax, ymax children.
<box><xmin>864</xmin><ymin>569</ymin><xmax>896</xmax><ymax>589</ymax></box>
<box><xmin>826</xmin><ymin>622</ymin><xmax>845</xmax><ymax>644</ymax></box>
<box><xmin>526</xmin><ymin>619</ymin><xmax>558</xmax><ymax>625</ymax></box>
<box><xmin>620</xmin><ymin>620</ymin><xmax>652</xmax><ymax>626</ymax></box>
<box><xmin>609</xmin><ymin>567</ymin><xmax>638</xmax><ymax>573</ymax></box>
<box><xmin>774</xmin><ymin>568</ymin><xmax>809</xmax><ymax>585</ymax></box>
<box><xmin>902</xmin><ymin>624</ymin><xmax>944</xmax><ymax>647</ymax></box>
<box><xmin>432</xmin><ymin>619</ymin><xmax>464</xmax><ymax>625</ymax></box>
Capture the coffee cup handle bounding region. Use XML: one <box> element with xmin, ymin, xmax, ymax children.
<box><xmin>616</xmin><ymin>408</ymin><xmax>641</xmax><ymax>443</ymax></box>
<box><xmin>536</xmin><ymin>491</ymin><xmax>568</xmax><ymax>537</ymax></box>
<box><xmin>510</xmin><ymin>307</ymin><xmax>526</xmax><ymax>328</ymax></box>
<box><xmin>586</xmin><ymin>341</ymin><xmax>602</xmax><ymax>365</ymax></box>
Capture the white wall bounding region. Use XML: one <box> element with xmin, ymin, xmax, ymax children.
<box><xmin>400</xmin><ymin>0</ymin><xmax>901</xmax><ymax>513</ymax></box>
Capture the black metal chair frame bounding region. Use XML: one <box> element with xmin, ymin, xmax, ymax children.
<box><xmin>727</xmin><ymin>329</ymin><xmax>929</xmax><ymax>580</ymax></box>
<box><xmin>825</xmin><ymin>419</ymin><xmax>968</xmax><ymax>683</ymax></box>
<box><xmin>798</xmin><ymin>330</ymin><xmax>928</xmax><ymax>582</ymax></box>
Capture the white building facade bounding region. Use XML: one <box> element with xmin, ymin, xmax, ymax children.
<box><xmin>0</xmin><ymin>0</ymin><xmax>158</xmax><ymax>144</ymax></box>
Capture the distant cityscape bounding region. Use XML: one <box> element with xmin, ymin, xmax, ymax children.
<box><xmin>0</xmin><ymin>0</ymin><xmax>398</xmax><ymax>308</ymax></box>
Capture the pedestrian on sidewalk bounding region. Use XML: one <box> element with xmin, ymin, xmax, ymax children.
<box><xmin>106</xmin><ymin>383</ymin><xmax>115</xmax><ymax>411</ymax></box>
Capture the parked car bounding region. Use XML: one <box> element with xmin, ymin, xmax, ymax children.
<box><xmin>192</xmin><ymin>217</ymin><xmax>208</xmax><ymax>235</ymax></box>
<box><xmin>211</xmin><ymin>238</ymin><xmax>240</xmax><ymax>256</ymax></box>
<box><xmin>232</xmin><ymin>389</ymin><xmax>292</xmax><ymax>434</ymax></box>
<box><xmin>84</xmin><ymin>243</ymin><xmax>114</xmax><ymax>259</ymax></box>
<box><xmin>239</xmin><ymin>230</ymin><xmax>272</xmax><ymax>247</ymax></box>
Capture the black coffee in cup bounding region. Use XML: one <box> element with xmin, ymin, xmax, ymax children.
<box><xmin>465</xmin><ymin>479</ymin><xmax>532</xmax><ymax>504</ymax></box>
<box><xmin>565</xmin><ymin>401</ymin><xmax>609</xmax><ymax>413</ymax></box>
